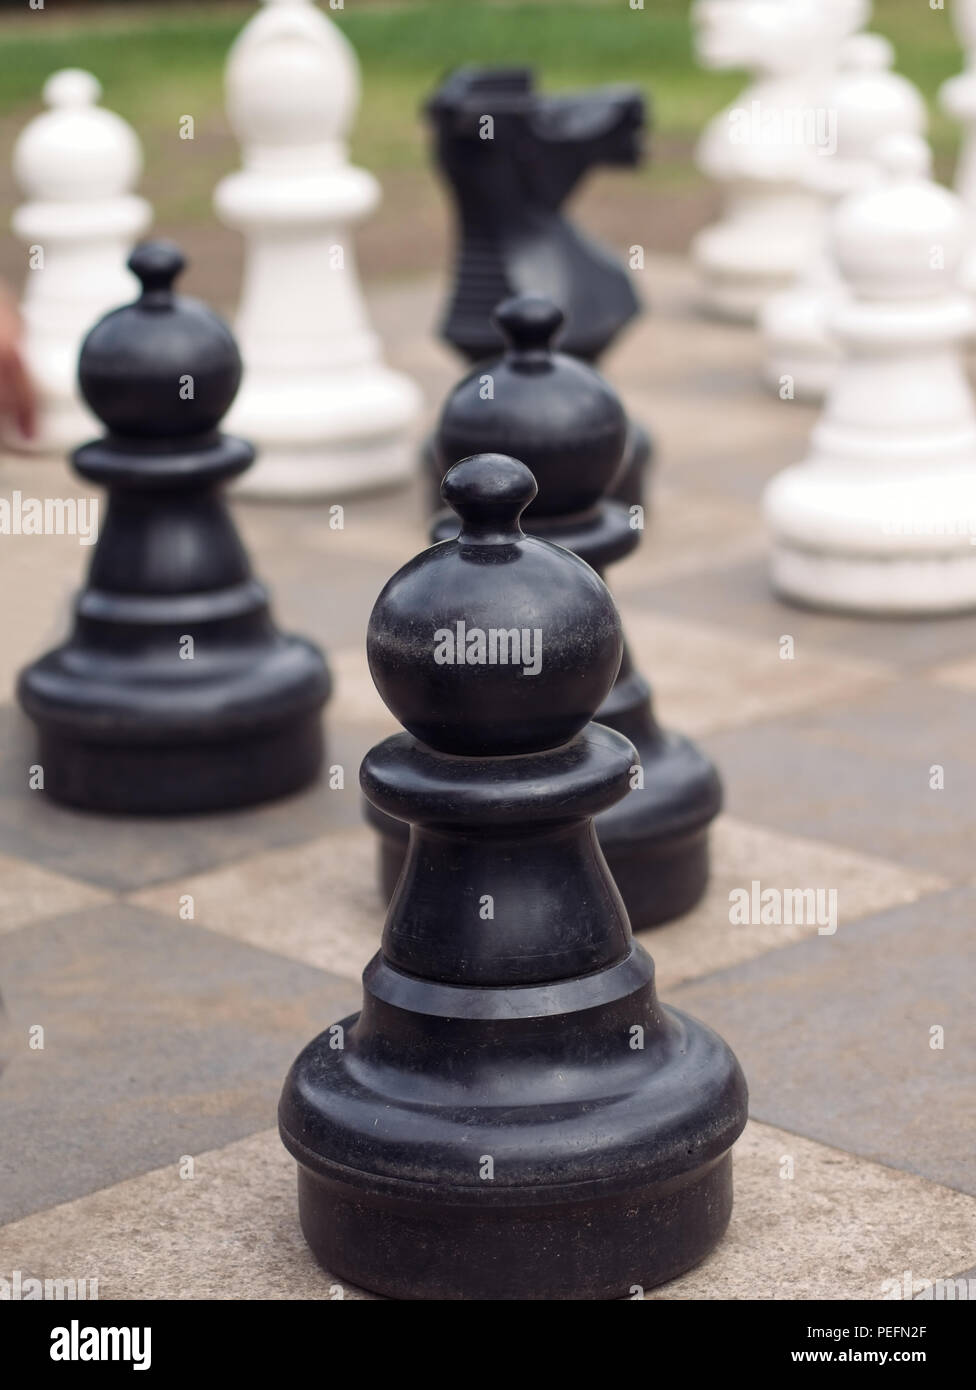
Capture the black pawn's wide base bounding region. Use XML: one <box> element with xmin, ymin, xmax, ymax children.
<box><xmin>18</xmin><ymin>432</ymin><xmax>331</xmax><ymax>816</ymax></box>
<box><xmin>280</xmin><ymin>952</ymin><xmax>746</xmax><ymax>1302</ymax></box>
<box><xmin>24</xmin><ymin>701</ymin><xmax>324</xmax><ymax>815</ymax></box>
<box><xmin>284</xmin><ymin>456</ymin><xmax>747</xmax><ymax>1302</ymax></box>
<box><xmin>295</xmin><ymin>1134</ymin><xmax>733</xmax><ymax>1302</ymax></box>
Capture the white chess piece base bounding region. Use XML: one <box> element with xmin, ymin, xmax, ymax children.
<box><xmin>229</xmin><ymin>364</ymin><xmax>420</xmax><ymax>499</ymax></box>
<box><xmin>770</xmin><ymin>545</ymin><xmax>976</xmax><ymax>614</ymax></box>
<box><xmin>766</xmin><ymin>466</ymin><xmax>976</xmax><ymax>613</ymax></box>
<box><xmin>759</xmin><ymin>284</ymin><xmax>841</xmax><ymax>399</ymax></box>
<box><xmin>692</xmin><ymin>214</ymin><xmax>818</xmax><ymax>324</ymax></box>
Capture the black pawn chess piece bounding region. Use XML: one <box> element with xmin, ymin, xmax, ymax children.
<box><xmin>18</xmin><ymin>241</ymin><xmax>330</xmax><ymax>814</ymax></box>
<box><xmin>280</xmin><ymin>453</ymin><xmax>748</xmax><ymax>1301</ymax></box>
<box><xmin>424</xmin><ymin>66</ymin><xmax>652</xmax><ymax>507</ymax></box>
<box><xmin>367</xmin><ymin>295</ymin><xmax>721</xmax><ymax>930</ymax></box>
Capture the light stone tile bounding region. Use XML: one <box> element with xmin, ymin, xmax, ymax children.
<box><xmin>930</xmin><ymin>655</ymin><xmax>976</xmax><ymax>693</ymax></box>
<box><xmin>619</xmin><ymin>609</ymin><xmax>893</xmax><ymax>737</ymax></box>
<box><xmin>126</xmin><ymin>811</ymin><xmax>945</xmax><ymax>1000</ymax></box>
<box><xmin>298</xmin><ymin>485</ymin><xmax>762</xmax><ymax>590</ymax></box>
<box><xmin>233</xmin><ymin>487</ymin><xmax>427</xmax><ymax>566</ymax></box>
<box><xmin>135</xmin><ymin>714</ymin><xmax>925</xmax><ymax>997</ymax></box>
<box><xmin>623</xmin><ymin>380</ymin><xmax>792</xmax><ymax>434</ymax></box>
<box><xmin>0</xmin><ymin>464</ymin><xmax>88</xmax><ymax>699</ymax></box>
<box><xmin>0</xmin><ymin>454</ymin><xmax>89</xmax><ymax>489</ymax></box>
<box><xmin>2</xmin><ymin>1118</ymin><xmax>971</xmax><ymax>1301</ymax></box>
<box><xmin>0</xmin><ymin>1127</ymin><xmax>375</xmax><ymax>1301</ymax></box>
<box><xmin>646</xmin><ymin>1120</ymin><xmax>976</xmax><ymax>1301</ymax></box>
<box><xmin>128</xmin><ymin>826</ymin><xmax>382</xmax><ymax>982</ymax></box>
<box><xmin>329</xmin><ymin>644</ymin><xmax>399</xmax><ymax>731</ymax></box>
<box><xmin>298</xmin><ymin>513</ymin><xmax>428</xmax><ymax>567</ymax></box>
<box><xmin>641</xmin><ymin>817</ymin><xmax>947</xmax><ymax>992</ymax></box>
<box><xmin>0</xmin><ymin>853</ymin><xmax>112</xmax><ymax>935</ymax></box>
<box><xmin>128</xmin><ymin>814</ymin><xmax>943</xmax><ymax>997</ymax></box>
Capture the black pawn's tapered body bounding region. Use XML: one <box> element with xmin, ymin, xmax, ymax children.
<box><xmin>368</xmin><ymin>296</ymin><xmax>721</xmax><ymax>930</ymax></box>
<box><xmin>18</xmin><ymin>242</ymin><xmax>330</xmax><ymax>814</ymax></box>
<box><xmin>281</xmin><ymin>454</ymin><xmax>747</xmax><ymax>1301</ymax></box>
<box><xmin>424</xmin><ymin>67</ymin><xmax>651</xmax><ymax>507</ymax></box>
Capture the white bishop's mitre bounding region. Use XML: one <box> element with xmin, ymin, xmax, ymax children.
<box><xmin>223</xmin><ymin>0</ymin><xmax>362</xmax><ymax>173</ymax></box>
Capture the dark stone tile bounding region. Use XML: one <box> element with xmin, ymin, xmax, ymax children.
<box><xmin>0</xmin><ymin>903</ymin><xmax>360</xmax><ymax>1223</ymax></box>
<box><xmin>0</xmin><ymin>705</ymin><xmax>386</xmax><ymax>892</ymax></box>
<box><xmin>701</xmin><ymin>681</ymin><xmax>976</xmax><ymax>878</ymax></box>
<box><xmin>670</xmin><ymin>885</ymin><xmax>976</xmax><ymax>1196</ymax></box>
<box><xmin>266</xmin><ymin>557</ymin><xmax>387</xmax><ymax>652</ymax></box>
<box><xmin>629</xmin><ymin>555</ymin><xmax>976</xmax><ymax>670</ymax></box>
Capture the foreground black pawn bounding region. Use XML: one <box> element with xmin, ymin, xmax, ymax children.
<box><xmin>424</xmin><ymin>67</ymin><xmax>651</xmax><ymax>507</ymax></box>
<box><xmin>281</xmin><ymin>454</ymin><xmax>747</xmax><ymax>1300</ymax></box>
<box><xmin>368</xmin><ymin>296</ymin><xmax>721</xmax><ymax>929</ymax></box>
<box><xmin>18</xmin><ymin>242</ymin><xmax>330</xmax><ymax>814</ymax></box>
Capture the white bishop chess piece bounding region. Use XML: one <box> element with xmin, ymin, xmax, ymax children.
<box><xmin>214</xmin><ymin>0</ymin><xmax>421</xmax><ymax>499</ymax></box>
<box><xmin>940</xmin><ymin>0</ymin><xmax>976</xmax><ymax>297</ymax></box>
<box><xmin>759</xmin><ymin>33</ymin><xmax>927</xmax><ymax>401</ymax></box>
<box><xmin>690</xmin><ymin>0</ymin><xmax>868</xmax><ymax>323</ymax></box>
<box><xmin>6</xmin><ymin>69</ymin><xmax>151</xmax><ymax>454</ymax></box>
<box><xmin>763</xmin><ymin>135</ymin><xmax>976</xmax><ymax>616</ymax></box>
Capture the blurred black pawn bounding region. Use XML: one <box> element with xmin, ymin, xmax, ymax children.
<box><xmin>18</xmin><ymin>241</ymin><xmax>331</xmax><ymax>813</ymax></box>
<box><xmin>281</xmin><ymin>453</ymin><xmax>747</xmax><ymax>1300</ymax></box>
<box><xmin>368</xmin><ymin>295</ymin><xmax>721</xmax><ymax>930</ymax></box>
<box><xmin>424</xmin><ymin>66</ymin><xmax>652</xmax><ymax>507</ymax></box>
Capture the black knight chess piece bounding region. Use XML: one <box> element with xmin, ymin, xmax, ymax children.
<box><xmin>18</xmin><ymin>241</ymin><xmax>330</xmax><ymax>813</ymax></box>
<box><xmin>368</xmin><ymin>295</ymin><xmax>721</xmax><ymax>930</ymax></box>
<box><xmin>424</xmin><ymin>66</ymin><xmax>652</xmax><ymax>507</ymax></box>
<box><xmin>280</xmin><ymin>453</ymin><xmax>748</xmax><ymax>1301</ymax></box>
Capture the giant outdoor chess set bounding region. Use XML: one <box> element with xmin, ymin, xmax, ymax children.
<box><xmin>1</xmin><ymin>0</ymin><xmax>975</xmax><ymax>1301</ymax></box>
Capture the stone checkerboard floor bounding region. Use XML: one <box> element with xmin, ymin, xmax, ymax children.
<box><xmin>1</xmin><ymin>258</ymin><xmax>974</xmax><ymax>1300</ymax></box>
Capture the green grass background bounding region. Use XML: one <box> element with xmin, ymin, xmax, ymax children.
<box><xmin>0</xmin><ymin>0</ymin><xmax>968</xmax><ymax>222</ymax></box>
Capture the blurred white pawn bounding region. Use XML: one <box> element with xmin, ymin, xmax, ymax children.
<box><xmin>690</xmin><ymin>0</ymin><xmax>868</xmax><ymax>323</ymax></box>
<box><xmin>940</xmin><ymin>0</ymin><xmax>976</xmax><ymax>295</ymax></box>
<box><xmin>6</xmin><ymin>69</ymin><xmax>151</xmax><ymax>454</ymax></box>
<box><xmin>214</xmin><ymin>0</ymin><xmax>421</xmax><ymax>500</ymax></box>
<box><xmin>763</xmin><ymin>135</ymin><xmax>976</xmax><ymax>615</ymax></box>
<box><xmin>759</xmin><ymin>34</ymin><xmax>927</xmax><ymax>401</ymax></box>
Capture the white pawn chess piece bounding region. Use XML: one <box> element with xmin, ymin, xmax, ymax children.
<box><xmin>214</xmin><ymin>0</ymin><xmax>421</xmax><ymax>499</ymax></box>
<box><xmin>940</xmin><ymin>0</ymin><xmax>976</xmax><ymax>296</ymax></box>
<box><xmin>759</xmin><ymin>33</ymin><xmax>927</xmax><ymax>401</ymax></box>
<box><xmin>690</xmin><ymin>0</ymin><xmax>869</xmax><ymax>323</ymax></box>
<box><xmin>763</xmin><ymin>135</ymin><xmax>976</xmax><ymax>615</ymax></box>
<box><xmin>6</xmin><ymin>69</ymin><xmax>151</xmax><ymax>454</ymax></box>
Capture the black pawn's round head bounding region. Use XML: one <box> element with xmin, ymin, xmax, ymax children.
<box><xmin>368</xmin><ymin>452</ymin><xmax>623</xmax><ymax>757</ymax></box>
<box><xmin>435</xmin><ymin>294</ymin><xmax>629</xmax><ymax>518</ymax></box>
<box><xmin>78</xmin><ymin>240</ymin><xmax>242</xmax><ymax>439</ymax></box>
